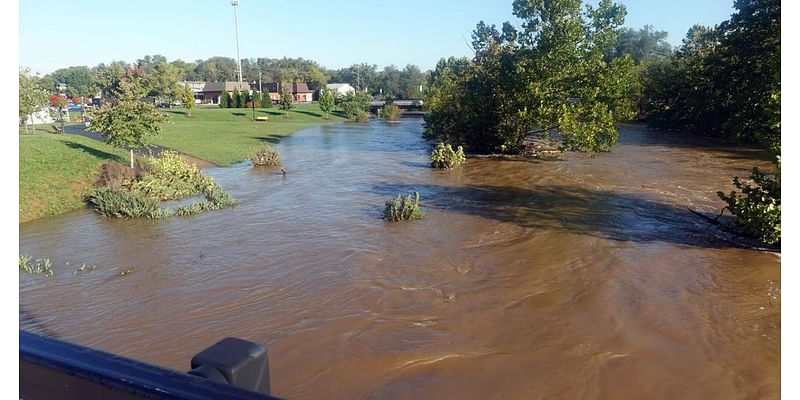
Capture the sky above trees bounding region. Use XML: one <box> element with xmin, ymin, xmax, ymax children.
<box><xmin>20</xmin><ymin>0</ymin><xmax>734</xmax><ymax>75</ymax></box>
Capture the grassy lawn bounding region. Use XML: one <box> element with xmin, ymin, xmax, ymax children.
<box><xmin>19</xmin><ymin>103</ymin><xmax>344</xmax><ymax>222</ymax></box>
<box><xmin>19</xmin><ymin>133</ymin><xmax>128</xmax><ymax>222</ymax></box>
<box><xmin>153</xmin><ymin>103</ymin><xmax>345</xmax><ymax>166</ymax></box>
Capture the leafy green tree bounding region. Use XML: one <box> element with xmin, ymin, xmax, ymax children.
<box><xmin>718</xmin><ymin>160</ymin><xmax>780</xmax><ymax>245</ymax></box>
<box><xmin>641</xmin><ymin>0</ymin><xmax>779</xmax><ymax>151</ymax></box>
<box><xmin>380</xmin><ymin>104</ymin><xmax>402</xmax><ymax>121</ymax></box>
<box><xmin>251</xmin><ymin>90</ymin><xmax>262</xmax><ymax>108</ymax></box>
<box><xmin>261</xmin><ymin>91</ymin><xmax>273</xmax><ymax>108</ymax></box>
<box><xmin>232</xmin><ymin>88</ymin><xmax>242</xmax><ymax>108</ymax></box>
<box><xmin>219</xmin><ymin>90</ymin><xmax>231</xmax><ymax>108</ymax></box>
<box><xmin>425</xmin><ymin>0</ymin><xmax>636</xmax><ymax>154</ymax></box>
<box><xmin>178</xmin><ymin>84</ymin><xmax>196</xmax><ymax>116</ymax></box>
<box><xmin>19</xmin><ymin>68</ymin><xmax>49</xmax><ymax>133</ymax></box>
<box><xmin>47</xmin><ymin>66</ymin><xmax>97</xmax><ymax>97</ymax></box>
<box><xmin>144</xmin><ymin>61</ymin><xmax>183</xmax><ymax>105</ymax></box>
<box><xmin>87</xmin><ymin>80</ymin><xmax>170</xmax><ymax>168</ymax></box>
<box><xmin>340</xmin><ymin>91</ymin><xmax>372</xmax><ymax>121</ymax></box>
<box><xmin>610</xmin><ymin>25</ymin><xmax>672</xmax><ymax>64</ymax></box>
<box><xmin>319</xmin><ymin>87</ymin><xmax>334</xmax><ymax>119</ymax></box>
<box><xmin>94</xmin><ymin>63</ymin><xmax>149</xmax><ymax>100</ymax></box>
<box><xmin>280</xmin><ymin>85</ymin><xmax>294</xmax><ymax>116</ymax></box>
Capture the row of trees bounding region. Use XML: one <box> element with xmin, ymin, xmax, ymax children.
<box><xmin>636</xmin><ymin>0</ymin><xmax>780</xmax><ymax>245</ymax></box>
<box><xmin>424</xmin><ymin>0</ymin><xmax>637</xmax><ymax>154</ymax></box>
<box><xmin>219</xmin><ymin>89</ymin><xmax>273</xmax><ymax>109</ymax></box>
<box><xmin>33</xmin><ymin>56</ymin><xmax>432</xmax><ymax>102</ymax></box>
<box><xmin>638</xmin><ymin>0</ymin><xmax>780</xmax><ymax>153</ymax></box>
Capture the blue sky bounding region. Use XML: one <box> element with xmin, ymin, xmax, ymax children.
<box><xmin>19</xmin><ymin>0</ymin><xmax>735</xmax><ymax>75</ymax></box>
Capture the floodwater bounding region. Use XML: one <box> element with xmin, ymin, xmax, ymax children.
<box><xmin>20</xmin><ymin>120</ymin><xmax>780</xmax><ymax>399</ymax></box>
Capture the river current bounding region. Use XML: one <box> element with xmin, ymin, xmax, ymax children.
<box><xmin>20</xmin><ymin>120</ymin><xmax>779</xmax><ymax>399</ymax></box>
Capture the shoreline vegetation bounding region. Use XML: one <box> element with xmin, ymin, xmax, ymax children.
<box><xmin>19</xmin><ymin>104</ymin><xmax>343</xmax><ymax>222</ymax></box>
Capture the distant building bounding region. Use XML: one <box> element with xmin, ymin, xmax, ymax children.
<box><xmin>262</xmin><ymin>82</ymin><xmax>315</xmax><ymax>103</ymax></box>
<box><xmin>326</xmin><ymin>83</ymin><xmax>355</xmax><ymax>97</ymax></box>
<box><xmin>180</xmin><ymin>81</ymin><xmax>251</xmax><ymax>104</ymax></box>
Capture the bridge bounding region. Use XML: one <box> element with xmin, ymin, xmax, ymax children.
<box><xmin>369</xmin><ymin>100</ymin><xmax>425</xmax><ymax>115</ymax></box>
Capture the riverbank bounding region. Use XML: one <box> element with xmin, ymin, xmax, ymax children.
<box><xmin>152</xmin><ymin>104</ymin><xmax>346</xmax><ymax>166</ymax></box>
<box><xmin>19</xmin><ymin>133</ymin><xmax>128</xmax><ymax>222</ymax></box>
<box><xmin>19</xmin><ymin>103</ymin><xmax>344</xmax><ymax>222</ymax></box>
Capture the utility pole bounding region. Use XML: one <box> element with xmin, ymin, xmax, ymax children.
<box><xmin>231</xmin><ymin>0</ymin><xmax>243</xmax><ymax>86</ymax></box>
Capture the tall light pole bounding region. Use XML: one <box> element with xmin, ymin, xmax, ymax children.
<box><xmin>231</xmin><ymin>0</ymin><xmax>243</xmax><ymax>87</ymax></box>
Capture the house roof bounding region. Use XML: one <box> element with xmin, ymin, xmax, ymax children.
<box><xmin>181</xmin><ymin>81</ymin><xmax>250</xmax><ymax>92</ymax></box>
<box><xmin>263</xmin><ymin>82</ymin><xmax>314</xmax><ymax>94</ymax></box>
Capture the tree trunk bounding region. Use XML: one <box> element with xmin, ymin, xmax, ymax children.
<box><xmin>130</xmin><ymin>149</ymin><xmax>134</xmax><ymax>169</ymax></box>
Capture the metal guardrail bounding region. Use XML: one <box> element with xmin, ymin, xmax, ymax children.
<box><xmin>20</xmin><ymin>330</ymin><xmax>282</xmax><ymax>400</ymax></box>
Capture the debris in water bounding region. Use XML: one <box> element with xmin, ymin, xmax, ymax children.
<box><xmin>120</xmin><ymin>267</ymin><xmax>134</xmax><ymax>276</ymax></box>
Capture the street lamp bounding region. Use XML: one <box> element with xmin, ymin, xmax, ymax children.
<box><xmin>231</xmin><ymin>0</ymin><xmax>243</xmax><ymax>86</ymax></box>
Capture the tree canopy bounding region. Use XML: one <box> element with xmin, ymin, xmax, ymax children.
<box><xmin>424</xmin><ymin>0</ymin><xmax>637</xmax><ymax>154</ymax></box>
<box><xmin>19</xmin><ymin>68</ymin><xmax>49</xmax><ymax>131</ymax></box>
<box><xmin>640</xmin><ymin>0</ymin><xmax>780</xmax><ymax>152</ymax></box>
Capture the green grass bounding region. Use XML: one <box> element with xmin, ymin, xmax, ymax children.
<box><xmin>153</xmin><ymin>103</ymin><xmax>346</xmax><ymax>166</ymax></box>
<box><xmin>19</xmin><ymin>103</ymin><xmax>344</xmax><ymax>222</ymax></box>
<box><xmin>19</xmin><ymin>133</ymin><xmax>128</xmax><ymax>222</ymax></box>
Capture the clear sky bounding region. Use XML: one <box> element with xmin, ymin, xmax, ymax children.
<box><xmin>19</xmin><ymin>0</ymin><xmax>735</xmax><ymax>75</ymax></box>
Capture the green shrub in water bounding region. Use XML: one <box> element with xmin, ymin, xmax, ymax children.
<box><xmin>131</xmin><ymin>151</ymin><xmax>215</xmax><ymax>200</ymax></box>
<box><xmin>430</xmin><ymin>143</ymin><xmax>465</xmax><ymax>169</ymax></box>
<box><xmin>250</xmin><ymin>146</ymin><xmax>282</xmax><ymax>166</ymax></box>
<box><xmin>19</xmin><ymin>255</ymin><xmax>54</xmax><ymax>277</ymax></box>
<box><xmin>717</xmin><ymin>158</ymin><xmax>780</xmax><ymax>245</ymax></box>
<box><xmin>383</xmin><ymin>192</ymin><xmax>424</xmax><ymax>222</ymax></box>
<box><xmin>87</xmin><ymin>186</ymin><xmax>171</xmax><ymax>219</ymax></box>
<box><xmin>174</xmin><ymin>184</ymin><xmax>238</xmax><ymax>216</ymax></box>
<box><xmin>380</xmin><ymin>104</ymin><xmax>402</xmax><ymax>121</ymax></box>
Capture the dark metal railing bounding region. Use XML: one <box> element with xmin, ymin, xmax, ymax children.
<box><xmin>20</xmin><ymin>330</ymin><xmax>282</xmax><ymax>400</ymax></box>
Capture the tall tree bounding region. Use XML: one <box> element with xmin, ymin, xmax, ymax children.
<box><xmin>87</xmin><ymin>78</ymin><xmax>170</xmax><ymax>167</ymax></box>
<box><xmin>319</xmin><ymin>87</ymin><xmax>334</xmax><ymax>119</ymax></box>
<box><xmin>232</xmin><ymin>88</ymin><xmax>243</xmax><ymax>108</ymax></box>
<box><xmin>219</xmin><ymin>89</ymin><xmax>231</xmax><ymax>108</ymax></box>
<box><xmin>610</xmin><ymin>25</ymin><xmax>672</xmax><ymax>64</ymax></box>
<box><xmin>47</xmin><ymin>66</ymin><xmax>96</xmax><ymax>97</ymax></box>
<box><xmin>178</xmin><ymin>83</ymin><xmax>196</xmax><ymax>116</ymax></box>
<box><xmin>280</xmin><ymin>84</ymin><xmax>293</xmax><ymax>117</ymax></box>
<box><xmin>425</xmin><ymin>0</ymin><xmax>636</xmax><ymax>153</ymax></box>
<box><xmin>144</xmin><ymin>61</ymin><xmax>183</xmax><ymax>105</ymax></box>
<box><xmin>19</xmin><ymin>68</ymin><xmax>49</xmax><ymax>133</ymax></box>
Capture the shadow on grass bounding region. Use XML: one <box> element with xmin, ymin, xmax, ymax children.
<box><xmin>293</xmin><ymin>110</ymin><xmax>322</xmax><ymax>118</ymax></box>
<box><xmin>163</xmin><ymin>110</ymin><xmax>188</xmax><ymax>117</ymax></box>
<box><xmin>232</xmin><ymin>112</ymin><xmax>248</xmax><ymax>117</ymax></box>
<box><xmin>63</xmin><ymin>141</ymin><xmax>126</xmax><ymax>163</ymax></box>
<box><xmin>369</xmin><ymin>182</ymin><xmax>763</xmax><ymax>250</ymax></box>
<box><xmin>254</xmin><ymin>135</ymin><xmax>285</xmax><ymax>145</ymax></box>
<box><xmin>257</xmin><ymin>110</ymin><xmax>283</xmax><ymax>116</ymax></box>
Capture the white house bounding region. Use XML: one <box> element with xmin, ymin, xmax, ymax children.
<box><xmin>326</xmin><ymin>83</ymin><xmax>355</xmax><ymax>97</ymax></box>
<box><xmin>26</xmin><ymin>107</ymin><xmax>55</xmax><ymax>125</ymax></box>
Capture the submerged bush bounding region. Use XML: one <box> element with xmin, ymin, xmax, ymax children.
<box><xmin>384</xmin><ymin>192</ymin><xmax>424</xmax><ymax>222</ymax></box>
<box><xmin>95</xmin><ymin>161</ymin><xmax>144</xmax><ymax>188</ymax></box>
<box><xmin>89</xmin><ymin>151</ymin><xmax>237</xmax><ymax>219</ymax></box>
<box><xmin>430</xmin><ymin>143</ymin><xmax>466</xmax><ymax>169</ymax></box>
<box><xmin>174</xmin><ymin>184</ymin><xmax>238</xmax><ymax>216</ymax></box>
<box><xmin>131</xmin><ymin>151</ymin><xmax>214</xmax><ymax>200</ymax></box>
<box><xmin>250</xmin><ymin>146</ymin><xmax>282</xmax><ymax>166</ymax></box>
<box><xmin>717</xmin><ymin>159</ymin><xmax>781</xmax><ymax>245</ymax></box>
<box><xmin>87</xmin><ymin>186</ymin><xmax>171</xmax><ymax>219</ymax></box>
<box><xmin>19</xmin><ymin>255</ymin><xmax>54</xmax><ymax>277</ymax></box>
<box><xmin>380</xmin><ymin>104</ymin><xmax>402</xmax><ymax>121</ymax></box>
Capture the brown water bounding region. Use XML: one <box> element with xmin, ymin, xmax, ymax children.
<box><xmin>20</xmin><ymin>121</ymin><xmax>780</xmax><ymax>399</ymax></box>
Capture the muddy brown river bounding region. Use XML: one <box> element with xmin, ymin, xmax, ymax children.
<box><xmin>20</xmin><ymin>120</ymin><xmax>780</xmax><ymax>399</ymax></box>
